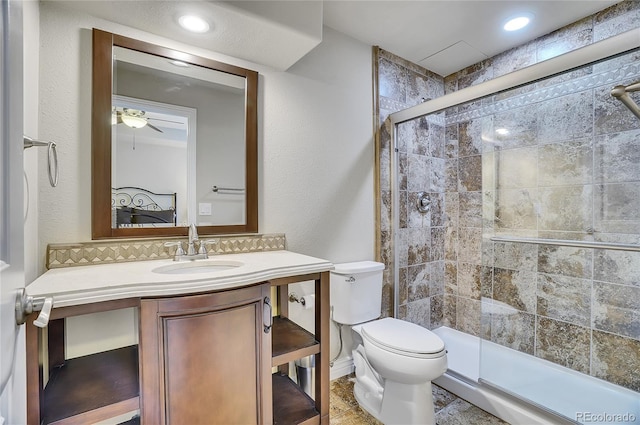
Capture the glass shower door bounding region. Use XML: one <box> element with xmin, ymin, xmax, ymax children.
<box><xmin>478</xmin><ymin>47</ymin><xmax>640</xmax><ymax>423</ymax></box>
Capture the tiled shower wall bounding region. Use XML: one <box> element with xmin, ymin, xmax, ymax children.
<box><xmin>375</xmin><ymin>48</ymin><xmax>445</xmax><ymax>325</ymax></box>
<box><xmin>375</xmin><ymin>0</ymin><xmax>640</xmax><ymax>392</ymax></box>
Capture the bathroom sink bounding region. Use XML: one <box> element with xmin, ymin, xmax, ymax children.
<box><xmin>152</xmin><ymin>259</ymin><xmax>244</xmax><ymax>275</ymax></box>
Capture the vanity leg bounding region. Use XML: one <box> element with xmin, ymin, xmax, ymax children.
<box><xmin>48</xmin><ymin>318</ymin><xmax>65</xmax><ymax>372</ymax></box>
<box><xmin>277</xmin><ymin>286</ymin><xmax>289</xmax><ymax>376</ymax></box>
<box><xmin>277</xmin><ymin>284</ymin><xmax>289</xmax><ymax>319</ymax></box>
<box><xmin>315</xmin><ymin>271</ymin><xmax>330</xmax><ymax>424</ymax></box>
<box><xmin>25</xmin><ymin>317</ymin><xmax>41</xmax><ymax>425</ymax></box>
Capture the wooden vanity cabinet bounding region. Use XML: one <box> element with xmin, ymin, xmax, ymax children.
<box><xmin>139</xmin><ymin>283</ymin><xmax>272</xmax><ymax>424</ymax></box>
<box><xmin>25</xmin><ymin>271</ymin><xmax>330</xmax><ymax>425</ymax></box>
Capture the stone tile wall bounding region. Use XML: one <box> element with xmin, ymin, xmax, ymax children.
<box><xmin>375</xmin><ymin>0</ymin><xmax>640</xmax><ymax>393</ymax></box>
<box><xmin>375</xmin><ymin>48</ymin><xmax>445</xmax><ymax>327</ymax></box>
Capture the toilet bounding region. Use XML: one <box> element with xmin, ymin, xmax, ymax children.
<box><xmin>330</xmin><ymin>261</ymin><xmax>447</xmax><ymax>425</ymax></box>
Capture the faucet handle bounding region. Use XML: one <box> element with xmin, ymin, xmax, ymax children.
<box><xmin>164</xmin><ymin>241</ymin><xmax>185</xmax><ymax>256</ymax></box>
<box><xmin>199</xmin><ymin>239</ymin><xmax>218</xmax><ymax>255</ymax></box>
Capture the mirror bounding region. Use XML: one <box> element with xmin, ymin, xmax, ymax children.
<box><xmin>92</xmin><ymin>29</ymin><xmax>258</xmax><ymax>239</ymax></box>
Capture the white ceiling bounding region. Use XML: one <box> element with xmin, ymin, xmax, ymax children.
<box><xmin>322</xmin><ymin>0</ymin><xmax>621</xmax><ymax>76</ymax></box>
<box><xmin>49</xmin><ymin>0</ymin><xmax>324</xmax><ymax>70</ymax></box>
<box><xmin>50</xmin><ymin>0</ymin><xmax>621</xmax><ymax>75</ymax></box>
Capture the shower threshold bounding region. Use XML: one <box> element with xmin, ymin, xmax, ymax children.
<box><xmin>432</xmin><ymin>326</ymin><xmax>639</xmax><ymax>425</ymax></box>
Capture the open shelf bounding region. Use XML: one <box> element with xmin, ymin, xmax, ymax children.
<box><xmin>42</xmin><ymin>345</ymin><xmax>139</xmax><ymax>425</ymax></box>
<box><xmin>272</xmin><ymin>316</ymin><xmax>319</xmax><ymax>367</ymax></box>
<box><xmin>272</xmin><ymin>373</ymin><xmax>319</xmax><ymax>425</ymax></box>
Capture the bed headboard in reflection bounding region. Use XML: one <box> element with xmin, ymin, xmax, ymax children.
<box><xmin>112</xmin><ymin>186</ymin><xmax>177</xmax><ymax>228</ymax></box>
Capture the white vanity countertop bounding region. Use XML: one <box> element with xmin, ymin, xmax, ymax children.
<box><xmin>26</xmin><ymin>250</ymin><xmax>333</xmax><ymax>308</ymax></box>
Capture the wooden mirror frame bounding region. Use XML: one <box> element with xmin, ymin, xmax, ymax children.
<box><xmin>92</xmin><ymin>29</ymin><xmax>258</xmax><ymax>239</ymax></box>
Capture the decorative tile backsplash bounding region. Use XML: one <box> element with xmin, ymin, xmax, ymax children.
<box><xmin>46</xmin><ymin>233</ymin><xmax>287</xmax><ymax>269</ymax></box>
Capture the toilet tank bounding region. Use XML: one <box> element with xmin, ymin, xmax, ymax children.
<box><xmin>330</xmin><ymin>261</ymin><xmax>385</xmax><ymax>325</ymax></box>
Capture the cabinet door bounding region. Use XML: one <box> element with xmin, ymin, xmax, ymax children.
<box><xmin>140</xmin><ymin>284</ymin><xmax>272</xmax><ymax>425</ymax></box>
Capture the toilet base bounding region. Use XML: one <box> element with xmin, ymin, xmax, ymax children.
<box><xmin>380</xmin><ymin>380</ymin><xmax>435</xmax><ymax>425</ymax></box>
<box><xmin>352</xmin><ymin>344</ymin><xmax>439</xmax><ymax>424</ymax></box>
<box><xmin>354</xmin><ymin>377</ymin><xmax>436</xmax><ymax>425</ymax></box>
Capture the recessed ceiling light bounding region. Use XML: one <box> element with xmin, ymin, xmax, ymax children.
<box><xmin>503</xmin><ymin>16</ymin><xmax>531</xmax><ymax>32</ymax></box>
<box><xmin>495</xmin><ymin>128</ymin><xmax>510</xmax><ymax>135</ymax></box>
<box><xmin>178</xmin><ymin>15</ymin><xmax>210</xmax><ymax>33</ymax></box>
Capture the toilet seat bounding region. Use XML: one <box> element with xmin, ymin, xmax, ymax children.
<box><xmin>361</xmin><ymin>318</ymin><xmax>445</xmax><ymax>359</ymax></box>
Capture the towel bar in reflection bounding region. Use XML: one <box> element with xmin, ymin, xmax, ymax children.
<box><xmin>212</xmin><ymin>185</ymin><xmax>245</xmax><ymax>194</ymax></box>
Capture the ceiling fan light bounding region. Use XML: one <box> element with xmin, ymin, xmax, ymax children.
<box><xmin>121</xmin><ymin>114</ymin><xmax>148</xmax><ymax>129</ymax></box>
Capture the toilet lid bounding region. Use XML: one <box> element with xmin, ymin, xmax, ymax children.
<box><xmin>361</xmin><ymin>318</ymin><xmax>445</xmax><ymax>356</ymax></box>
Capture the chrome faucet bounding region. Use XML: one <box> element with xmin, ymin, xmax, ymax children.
<box><xmin>165</xmin><ymin>224</ymin><xmax>216</xmax><ymax>261</ymax></box>
<box><xmin>187</xmin><ymin>223</ymin><xmax>199</xmax><ymax>255</ymax></box>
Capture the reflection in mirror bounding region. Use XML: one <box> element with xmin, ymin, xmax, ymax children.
<box><xmin>92</xmin><ymin>29</ymin><xmax>258</xmax><ymax>239</ymax></box>
<box><xmin>112</xmin><ymin>94</ymin><xmax>194</xmax><ymax>228</ymax></box>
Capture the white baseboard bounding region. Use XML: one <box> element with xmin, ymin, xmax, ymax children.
<box><xmin>330</xmin><ymin>356</ymin><xmax>354</xmax><ymax>380</ymax></box>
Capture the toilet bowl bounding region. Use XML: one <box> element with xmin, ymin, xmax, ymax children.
<box><xmin>330</xmin><ymin>262</ymin><xmax>448</xmax><ymax>425</ymax></box>
<box><xmin>352</xmin><ymin>318</ymin><xmax>447</xmax><ymax>424</ymax></box>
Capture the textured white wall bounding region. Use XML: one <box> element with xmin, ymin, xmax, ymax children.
<box><xmin>260</xmin><ymin>27</ymin><xmax>375</xmax><ymax>262</ymax></box>
<box><xmin>38</xmin><ymin>2</ymin><xmax>375</xmax><ymax>265</ymax></box>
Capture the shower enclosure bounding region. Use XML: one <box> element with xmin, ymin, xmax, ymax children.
<box><xmin>385</xmin><ymin>28</ymin><xmax>640</xmax><ymax>423</ymax></box>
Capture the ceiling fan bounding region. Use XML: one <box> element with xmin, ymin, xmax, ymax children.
<box><xmin>113</xmin><ymin>107</ymin><xmax>164</xmax><ymax>133</ymax></box>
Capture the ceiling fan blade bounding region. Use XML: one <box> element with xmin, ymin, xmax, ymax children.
<box><xmin>148</xmin><ymin>117</ymin><xmax>184</xmax><ymax>124</ymax></box>
<box><xmin>146</xmin><ymin>123</ymin><xmax>164</xmax><ymax>133</ymax></box>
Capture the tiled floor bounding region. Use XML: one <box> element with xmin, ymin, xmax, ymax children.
<box><xmin>329</xmin><ymin>374</ymin><xmax>509</xmax><ymax>425</ymax></box>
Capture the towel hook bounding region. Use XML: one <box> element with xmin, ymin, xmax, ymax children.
<box><xmin>24</xmin><ymin>136</ymin><xmax>59</xmax><ymax>187</ymax></box>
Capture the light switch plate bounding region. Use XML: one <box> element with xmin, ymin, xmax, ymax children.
<box><xmin>199</xmin><ymin>202</ymin><xmax>212</xmax><ymax>216</ymax></box>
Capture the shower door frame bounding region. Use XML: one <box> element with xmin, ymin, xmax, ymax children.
<box><xmin>387</xmin><ymin>27</ymin><xmax>640</xmax><ymax>319</ymax></box>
